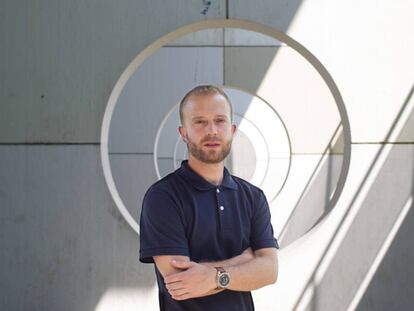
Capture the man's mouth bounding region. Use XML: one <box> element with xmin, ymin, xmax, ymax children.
<box><xmin>203</xmin><ymin>141</ymin><xmax>221</xmax><ymax>147</ymax></box>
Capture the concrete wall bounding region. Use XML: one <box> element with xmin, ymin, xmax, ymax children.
<box><xmin>1</xmin><ymin>1</ymin><xmax>413</xmax><ymax>311</ymax></box>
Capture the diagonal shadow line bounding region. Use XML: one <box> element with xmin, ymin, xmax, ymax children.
<box><xmin>293</xmin><ymin>83</ymin><xmax>414</xmax><ymax>310</ymax></box>
<box><xmin>350</xmin><ymin>134</ymin><xmax>414</xmax><ymax>311</ymax></box>
<box><xmin>348</xmin><ymin>197</ymin><xmax>413</xmax><ymax>311</ymax></box>
<box><xmin>279</xmin><ymin>123</ymin><xmax>343</xmax><ymax>242</ymax></box>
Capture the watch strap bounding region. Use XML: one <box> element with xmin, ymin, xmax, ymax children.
<box><xmin>215</xmin><ymin>266</ymin><xmax>226</xmax><ymax>273</ymax></box>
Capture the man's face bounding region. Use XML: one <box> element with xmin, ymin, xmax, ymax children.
<box><xmin>179</xmin><ymin>93</ymin><xmax>236</xmax><ymax>164</ymax></box>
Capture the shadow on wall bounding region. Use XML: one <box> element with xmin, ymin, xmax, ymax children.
<box><xmin>296</xmin><ymin>84</ymin><xmax>414</xmax><ymax>311</ymax></box>
<box><xmin>279</xmin><ymin>124</ymin><xmax>344</xmax><ymax>246</ymax></box>
<box><xmin>356</xmin><ymin>195</ymin><xmax>414</xmax><ymax>311</ymax></box>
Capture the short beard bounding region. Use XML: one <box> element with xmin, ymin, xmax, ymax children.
<box><xmin>187</xmin><ymin>138</ymin><xmax>232</xmax><ymax>164</ymax></box>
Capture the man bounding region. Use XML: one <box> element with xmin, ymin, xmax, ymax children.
<box><xmin>140</xmin><ymin>85</ymin><xmax>279</xmax><ymax>311</ymax></box>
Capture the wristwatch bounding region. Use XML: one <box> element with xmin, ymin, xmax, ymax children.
<box><xmin>215</xmin><ymin>267</ymin><xmax>230</xmax><ymax>289</ymax></box>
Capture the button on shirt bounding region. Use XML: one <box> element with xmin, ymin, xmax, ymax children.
<box><xmin>140</xmin><ymin>160</ymin><xmax>279</xmax><ymax>311</ymax></box>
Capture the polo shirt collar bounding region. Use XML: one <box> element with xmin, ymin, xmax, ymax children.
<box><xmin>177</xmin><ymin>160</ymin><xmax>238</xmax><ymax>191</ymax></box>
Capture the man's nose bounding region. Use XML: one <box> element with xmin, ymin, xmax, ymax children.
<box><xmin>206</xmin><ymin>121</ymin><xmax>217</xmax><ymax>136</ymax></box>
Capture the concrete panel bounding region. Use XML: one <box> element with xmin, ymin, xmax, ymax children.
<box><xmin>109</xmin><ymin>154</ymin><xmax>157</xmax><ymax>222</ymax></box>
<box><xmin>225</xmin><ymin>46</ymin><xmax>343</xmax><ymax>154</ymax></box>
<box><xmin>230</xmin><ymin>0</ymin><xmax>414</xmax><ymax>143</ymax></box>
<box><xmin>271</xmin><ymin>154</ymin><xmax>343</xmax><ymax>239</ymax></box>
<box><xmin>224</xmin><ymin>46</ymin><xmax>279</xmax><ymax>93</ymax></box>
<box><xmin>0</xmin><ymin>145</ymin><xmax>156</xmax><ymax>311</ymax></box>
<box><xmin>155</xmin><ymin>104</ymin><xmax>182</xmax><ymax>159</ymax></box>
<box><xmin>157</xmin><ymin>158</ymin><xmax>177</xmax><ymax>179</ymax></box>
<box><xmin>0</xmin><ymin>0</ymin><xmax>226</xmax><ymax>143</ymax></box>
<box><xmin>229</xmin><ymin>0</ymin><xmax>304</xmax><ymax>33</ymax></box>
<box><xmin>356</xmin><ymin>202</ymin><xmax>414</xmax><ymax>311</ymax></box>
<box><xmin>163</xmin><ymin>27</ymin><xmax>283</xmax><ymax>47</ymax></box>
<box><xmin>397</xmin><ymin>89</ymin><xmax>414</xmax><ymax>143</ymax></box>
<box><xmin>226</xmin><ymin>129</ymin><xmax>257</xmax><ymax>181</ymax></box>
<box><xmin>260</xmin><ymin>157</ymin><xmax>291</xmax><ymax>203</ymax></box>
<box><xmin>298</xmin><ymin>144</ymin><xmax>414</xmax><ymax>311</ymax></box>
<box><xmin>224</xmin><ymin>87</ymin><xmax>291</xmax><ymax>159</ymax></box>
<box><xmin>224</xmin><ymin>28</ymin><xmax>282</xmax><ymax>46</ymax></box>
<box><xmin>254</xmin><ymin>144</ymin><xmax>414</xmax><ymax>311</ymax></box>
<box><xmin>166</xmin><ymin>28</ymin><xmax>223</xmax><ymax>46</ymax></box>
<box><xmin>108</xmin><ymin>47</ymin><xmax>223</xmax><ymax>153</ymax></box>
<box><xmin>279</xmin><ymin>154</ymin><xmax>344</xmax><ymax>246</ymax></box>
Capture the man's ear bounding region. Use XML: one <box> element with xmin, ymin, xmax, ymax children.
<box><xmin>178</xmin><ymin>126</ymin><xmax>187</xmax><ymax>143</ymax></box>
<box><xmin>231</xmin><ymin>124</ymin><xmax>237</xmax><ymax>135</ymax></box>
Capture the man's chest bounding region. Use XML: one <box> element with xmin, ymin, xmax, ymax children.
<box><xmin>178</xmin><ymin>189</ymin><xmax>252</xmax><ymax>261</ymax></box>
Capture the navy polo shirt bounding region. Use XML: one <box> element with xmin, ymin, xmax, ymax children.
<box><xmin>140</xmin><ymin>160</ymin><xmax>279</xmax><ymax>311</ymax></box>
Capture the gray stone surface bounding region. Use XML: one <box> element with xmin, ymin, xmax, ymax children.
<box><xmin>224</xmin><ymin>45</ymin><xmax>344</xmax><ymax>155</ymax></box>
<box><xmin>396</xmin><ymin>87</ymin><xmax>414</xmax><ymax>143</ymax></box>
<box><xmin>226</xmin><ymin>129</ymin><xmax>256</xmax><ymax>181</ymax></box>
<box><xmin>109</xmin><ymin>153</ymin><xmax>158</xmax><ymax>222</ymax></box>
<box><xmin>157</xmin><ymin>158</ymin><xmax>177</xmax><ymax>179</ymax></box>
<box><xmin>224</xmin><ymin>46</ymin><xmax>279</xmax><ymax>93</ymax></box>
<box><xmin>280</xmin><ymin>154</ymin><xmax>344</xmax><ymax>246</ymax></box>
<box><xmin>356</xmin><ymin>199</ymin><xmax>414</xmax><ymax>311</ymax></box>
<box><xmin>229</xmin><ymin>0</ymin><xmax>304</xmax><ymax>33</ymax></box>
<box><xmin>166</xmin><ymin>28</ymin><xmax>223</xmax><ymax>46</ymax></box>
<box><xmin>0</xmin><ymin>0</ymin><xmax>225</xmax><ymax>143</ymax></box>
<box><xmin>0</xmin><ymin>145</ymin><xmax>154</xmax><ymax>311</ymax></box>
<box><xmin>224</xmin><ymin>28</ymin><xmax>282</xmax><ymax>46</ymax></box>
<box><xmin>165</xmin><ymin>27</ymin><xmax>283</xmax><ymax>46</ymax></box>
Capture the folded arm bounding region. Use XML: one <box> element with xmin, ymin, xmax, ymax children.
<box><xmin>154</xmin><ymin>247</ymin><xmax>278</xmax><ymax>301</ymax></box>
<box><xmin>222</xmin><ymin>247</ymin><xmax>278</xmax><ymax>291</ymax></box>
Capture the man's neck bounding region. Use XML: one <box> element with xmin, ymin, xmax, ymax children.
<box><xmin>187</xmin><ymin>156</ymin><xmax>224</xmax><ymax>186</ymax></box>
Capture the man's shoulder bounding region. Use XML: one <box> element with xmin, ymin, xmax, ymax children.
<box><xmin>231</xmin><ymin>174</ymin><xmax>265</xmax><ymax>196</ymax></box>
<box><xmin>232</xmin><ymin>175</ymin><xmax>266</xmax><ymax>204</ymax></box>
<box><xmin>145</xmin><ymin>171</ymin><xmax>179</xmax><ymax>196</ymax></box>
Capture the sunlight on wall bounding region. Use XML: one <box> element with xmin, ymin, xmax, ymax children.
<box><xmin>95</xmin><ymin>285</ymin><xmax>158</xmax><ymax>311</ymax></box>
<box><xmin>288</xmin><ymin>86</ymin><xmax>414</xmax><ymax>310</ymax></box>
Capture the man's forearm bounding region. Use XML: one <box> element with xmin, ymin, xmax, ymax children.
<box><xmin>224</xmin><ymin>248</ymin><xmax>278</xmax><ymax>291</ymax></box>
<box><xmin>202</xmin><ymin>247</ymin><xmax>254</xmax><ymax>268</ymax></box>
<box><xmin>164</xmin><ymin>248</ymin><xmax>278</xmax><ymax>300</ymax></box>
<box><xmin>203</xmin><ymin>248</ymin><xmax>278</xmax><ymax>292</ymax></box>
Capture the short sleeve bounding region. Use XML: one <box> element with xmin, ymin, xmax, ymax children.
<box><xmin>139</xmin><ymin>188</ymin><xmax>189</xmax><ymax>263</ymax></box>
<box><xmin>250</xmin><ymin>190</ymin><xmax>279</xmax><ymax>251</ymax></box>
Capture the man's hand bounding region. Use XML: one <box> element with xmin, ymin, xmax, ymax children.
<box><xmin>164</xmin><ymin>260</ymin><xmax>217</xmax><ymax>300</ymax></box>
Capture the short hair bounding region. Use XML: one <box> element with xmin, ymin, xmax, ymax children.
<box><xmin>179</xmin><ymin>85</ymin><xmax>233</xmax><ymax>125</ymax></box>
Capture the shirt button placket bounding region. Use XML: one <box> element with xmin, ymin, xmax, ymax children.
<box><xmin>216</xmin><ymin>187</ymin><xmax>226</xmax><ymax>232</ymax></box>
<box><xmin>216</xmin><ymin>188</ymin><xmax>224</xmax><ymax>213</ymax></box>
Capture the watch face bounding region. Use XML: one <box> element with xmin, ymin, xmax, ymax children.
<box><xmin>219</xmin><ymin>273</ymin><xmax>230</xmax><ymax>287</ymax></box>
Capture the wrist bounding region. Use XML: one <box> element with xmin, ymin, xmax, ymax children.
<box><xmin>201</xmin><ymin>262</ymin><xmax>214</xmax><ymax>268</ymax></box>
<box><xmin>209</xmin><ymin>266</ymin><xmax>218</xmax><ymax>291</ymax></box>
<box><xmin>215</xmin><ymin>266</ymin><xmax>231</xmax><ymax>289</ymax></box>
